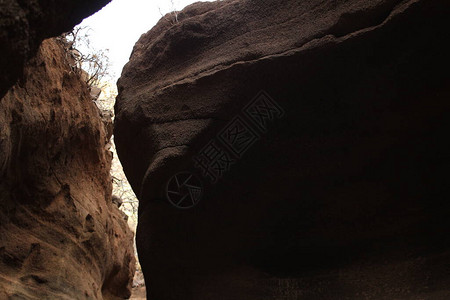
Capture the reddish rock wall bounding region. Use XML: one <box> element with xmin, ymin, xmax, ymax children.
<box><xmin>0</xmin><ymin>38</ymin><xmax>135</xmax><ymax>300</ymax></box>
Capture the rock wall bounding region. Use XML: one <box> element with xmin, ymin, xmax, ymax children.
<box><xmin>0</xmin><ymin>0</ymin><xmax>111</xmax><ymax>98</ymax></box>
<box><xmin>0</xmin><ymin>38</ymin><xmax>135</xmax><ymax>299</ymax></box>
<box><xmin>116</xmin><ymin>0</ymin><xmax>450</xmax><ymax>299</ymax></box>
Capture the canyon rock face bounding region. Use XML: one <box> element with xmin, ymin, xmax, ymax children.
<box><xmin>0</xmin><ymin>0</ymin><xmax>111</xmax><ymax>98</ymax></box>
<box><xmin>0</xmin><ymin>39</ymin><xmax>135</xmax><ymax>299</ymax></box>
<box><xmin>116</xmin><ymin>0</ymin><xmax>450</xmax><ymax>299</ymax></box>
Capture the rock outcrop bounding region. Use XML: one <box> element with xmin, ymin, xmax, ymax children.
<box><xmin>0</xmin><ymin>0</ymin><xmax>111</xmax><ymax>98</ymax></box>
<box><xmin>0</xmin><ymin>38</ymin><xmax>135</xmax><ymax>299</ymax></box>
<box><xmin>116</xmin><ymin>0</ymin><xmax>450</xmax><ymax>299</ymax></box>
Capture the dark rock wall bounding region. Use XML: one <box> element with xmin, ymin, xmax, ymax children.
<box><xmin>0</xmin><ymin>38</ymin><xmax>135</xmax><ymax>299</ymax></box>
<box><xmin>0</xmin><ymin>0</ymin><xmax>111</xmax><ymax>98</ymax></box>
<box><xmin>116</xmin><ymin>0</ymin><xmax>450</xmax><ymax>299</ymax></box>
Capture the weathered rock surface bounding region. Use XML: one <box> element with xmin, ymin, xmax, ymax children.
<box><xmin>116</xmin><ymin>0</ymin><xmax>450</xmax><ymax>299</ymax></box>
<box><xmin>0</xmin><ymin>39</ymin><xmax>135</xmax><ymax>299</ymax></box>
<box><xmin>0</xmin><ymin>0</ymin><xmax>111</xmax><ymax>99</ymax></box>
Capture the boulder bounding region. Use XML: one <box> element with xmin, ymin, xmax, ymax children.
<box><xmin>115</xmin><ymin>0</ymin><xmax>450</xmax><ymax>299</ymax></box>
<box><xmin>0</xmin><ymin>38</ymin><xmax>135</xmax><ymax>299</ymax></box>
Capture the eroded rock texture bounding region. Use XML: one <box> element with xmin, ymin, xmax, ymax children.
<box><xmin>116</xmin><ymin>0</ymin><xmax>450</xmax><ymax>299</ymax></box>
<box><xmin>0</xmin><ymin>0</ymin><xmax>111</xmax><ymax>98</ymax></box>
<box><xmin>0</xmin><ymin>39</ymin><xmax>135</xmax><ymax>299</ymax></box>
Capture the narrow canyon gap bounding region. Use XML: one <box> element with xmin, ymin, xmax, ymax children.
<box><xmin>1</xmin><ymin>0</ymin><xmax>450</xmax><ymax>299</ymax></box>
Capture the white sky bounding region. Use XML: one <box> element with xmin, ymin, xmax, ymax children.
<box><xmin>78</xmin><ymin>0</ymin><xmax>216</xmax><ymax>80</ymax></box>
